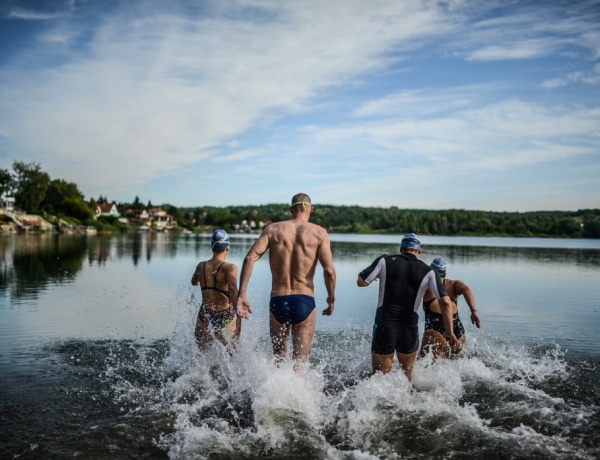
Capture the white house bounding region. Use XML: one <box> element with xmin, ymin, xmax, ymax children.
<box><xmin>96</xmin><ymin>203</ymin><xmax>119</xmax><ymax>218</ymax></box>
<box><xmin>148</xmin><ymin>207</ymin><xmax>177</xmax><ymax>229</ymax></box>
<box><xmin>1</xmin><ymin>195</ymin><xmax>15</xmax><ymax>212</ymax></box>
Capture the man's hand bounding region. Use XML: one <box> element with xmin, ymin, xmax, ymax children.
<box><xmin>445</xmin><ymin>332</ymin><xmax>458</xmax><ymax>350</ymax></box>
<box><xmin>356</xmin><ymin>275</ymin><xmax>369</xmax><ymax>287</ymax></box>
<box><xmin>236</xmin><ymin>296</ymin><xmax>252</xmax><ymax>320</ymax></box>
<box><xmin>471</xmin><ymin>310</ymin><xmax>481</xmax><ymax>328</ymax></box>
<box><xmin>322</xmin><ymin>297</ymin><xmax>335</xmax><ymax>316</ymax></box>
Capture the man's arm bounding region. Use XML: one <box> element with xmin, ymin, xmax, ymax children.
<box><xmin>358</xmin><ymin>254</ymin><xmax>385</xmax><ymax>285</ymax></box>
<box><xmin>455</xmin><ymin>280</ymin><xmax>481</xmax><ymax>328</ymax></box>
<box><xmin>318</xmin><ymin>235</ymin><xmax>336</xmax><ymax>316</ymax></box>
<box><xmin>236</xmin><ymin>233</ymin><xmax>269</xmax><ymax>319</ymax></box>
<box><xmin>438</xmin><ymin>295</ymin><xmax>457</xmax><ymax>348</ymax></box>
<box><xmin>429</xmin><ymin>270</ymin><xmax>458</xmax><ymax>348</ymax></box>
<box><xmin>357</xmin><ymin>255</ymin><xmax>385</xmax><ymax>287</ymax></box>
<box><xmin>226</xmin><ymin>263</ymin><xmax>239</xmax><ymax>309</ymax></box>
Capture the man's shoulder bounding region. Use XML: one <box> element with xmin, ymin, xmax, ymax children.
<box><xmin>308</xmin><ymin>221</ymin><xmax>329</xmax><ymax>235</ymax></box>
<box><xmin>262</xmin><ymin>220</ymin><xmax>291</xmax><ymax>235</ymax></box>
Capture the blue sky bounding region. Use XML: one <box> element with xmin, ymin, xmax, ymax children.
<box><xmin>1</xmin><ymin>0</ymin><xmax>599</xmax><ymax>211</ymax></box>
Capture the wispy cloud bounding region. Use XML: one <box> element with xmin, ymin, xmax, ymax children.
<box><xmin>0</xmin><ymin>0</ymin><xmax>455</xmax><ymax>192</ymax></box>
<box><xmin>7</xmin><ymin>8</ymin><xmax>62</xmax><ymax>20</ymax></box>
<box><xmin>542</xmin><ymin>63</ymin><xmax>600</xmax><ymax>88</ymax></box>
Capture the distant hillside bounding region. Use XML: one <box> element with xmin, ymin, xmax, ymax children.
<box><xmin>176</xmin><ymin>204</ymin><xmax>600</xmax><ymax>238</ymax></box>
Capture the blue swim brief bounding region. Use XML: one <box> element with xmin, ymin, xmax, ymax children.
<box><xmin>269</xmin><ymin>295</ymin><xmax>316</xmax><ymax>325</ymax></box>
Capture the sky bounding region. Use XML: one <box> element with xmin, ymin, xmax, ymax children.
<box><xmin>0</xmin><ymin>0</ymin><xmax>599</xmax><ymax>212</ymax></box>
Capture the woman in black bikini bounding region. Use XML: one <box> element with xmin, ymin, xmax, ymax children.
<box><xmin>420</xmin><ymin>257</ymin><xmax>481</xmax><ymax>358</ymax></box>
<box><xmin>191</xmin><ymin>229</ymin><xmax>240</xmax><ymax>350</ymax></box>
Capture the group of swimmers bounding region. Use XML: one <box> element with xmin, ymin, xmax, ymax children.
<box><xmin>190</xmin><ymin>193</ymin><xmax>481</xmax><ymax>379</ymax></box>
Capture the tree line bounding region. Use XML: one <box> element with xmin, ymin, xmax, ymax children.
<box><xmin>2</xmin><ymin>161</ymin><xmax>599</xmax><ymax>238</ymax></box>
<box><xmin>175</xmin><ymin>204</ymin><xmax>600</xmax><ymax>238</ymax></box>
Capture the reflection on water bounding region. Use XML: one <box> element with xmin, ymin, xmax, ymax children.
<box><xmin>1</xmin><ymin>233</ymin><xmax>599</xmax><ymax>459</ymax></box>
<box><xmin>1</xmin><ymin>234</ymin><xmax>87</xmax><ymax>301</ymax></box>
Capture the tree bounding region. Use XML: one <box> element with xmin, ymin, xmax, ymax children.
<box><xmin>0</xmin><ymin>168</ymin><xmax>14</xmax><ymax>197</ymax></box>
<box><xmin>44</xmin><ymin>179</ymin><xmax>83</xmax><ymax>212</ymax></box>
<box><xmin>12</xmin><ymin>161</ymin><xmax>50</xmax><ymax>213</ymax></box>
<box><xmin>61</xmin><ymin>197</ymin><xmax>94</xmax><ymax>221</ymax></box>
<box><xmin>44</xmin><ymin>179</ymin><xmax>93</xmax><ymax>220</ymax></box>
<box><xmin>132</xmin><ymin>196</ymin><xmax>144</xmax><ymax>211</ymax></box>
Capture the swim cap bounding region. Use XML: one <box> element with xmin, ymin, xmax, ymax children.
<box><xmin>400</xmin><ymin>233</ymin><xmax>421</xmax><ymax>250</ymax></box>
<box><xmin>210</xmin><ymin>229</ymin><xmax>230</xmax><ymax>251</ymax></box>
<box><xmin>430</xmin><ymin>257</ymin><xmax>447</xmax><ymax>277</ymax></box>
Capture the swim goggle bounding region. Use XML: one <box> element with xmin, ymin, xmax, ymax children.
<box><xmin>291</xmin><ymin>201</ymin><xmax>312</xmax><ymax>210</ymax></box>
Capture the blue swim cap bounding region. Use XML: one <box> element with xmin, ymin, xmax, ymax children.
<box><xmin>400</xmin><ymin>233</ymin><xmax>421</xmax><ymax>250</ymax></box>
<box><xmin>430</xmin><ymin>257</ymin><xmax>447</xmax><ymax>277</ymax></box>
<box><xmin>211</xmin><ymin>229</ymin><xmax>230</xmax><ymax>251</ymax></box>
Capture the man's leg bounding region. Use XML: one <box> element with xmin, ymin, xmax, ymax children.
<box><xmin>371</xmin><ymin>352</ymin><xmax>394</xmax><ymax>374</ymax></box>
<box><xmin>291</xmin><ymin>309</ymin><xmax>317</xmax><ymax>369</ymax></box>
<box><xmin>269</xmin><ymin>312</ymin><xmax>291</xmax><ymax>363</ymax></box>
<box><xmin>396</xmin><ymin>350</ymin><xmax>418</xmax><ymax>381</ymax></box>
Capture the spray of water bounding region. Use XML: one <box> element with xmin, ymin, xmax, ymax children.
<box><xmin>94</xmin><ymin>291</ymin><xmax>597</xmax><ymax>459</ymax></box>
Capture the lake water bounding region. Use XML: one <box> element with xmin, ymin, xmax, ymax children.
<box><xmin>1</xmin><ymin>233</ymin><xmax>599</xmax><ymax>459</ymax></box>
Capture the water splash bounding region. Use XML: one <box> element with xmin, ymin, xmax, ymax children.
<box><xmin>41</xmin><ymin>323</ymin><xmax>597</xmax><ymax>459</ymax></box>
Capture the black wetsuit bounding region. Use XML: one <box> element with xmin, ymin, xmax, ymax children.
<box><xmin>360</xmin><ymin>253</ymin><xmax>448</xmax><ymax>354</ymax></box>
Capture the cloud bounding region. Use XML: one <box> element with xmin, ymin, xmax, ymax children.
<box><xmin>299</xmin><ymin>94</ymin><xmax>600</xmax><ymax>176</ymax></box>
<box><xmin>352</xmin><ymin>85</ymin><xmax>494</xmax><ymax>118</ymax></box>
<box><xmin>454</xmin><ymin>2</ymin><xmax>600</xmax><ymax>62</ymax></box>
<box><xmin>542</xmin><ymin>63</ymin><xmax>600</xmax><ymax>88</ymax></box>
<box><xmin>467</xmin><ymin>39</ymin><xmax>559</xmax><ymax>61</ymax></box>
<box><xmin>7</xmin><ymin>8</ymin><xmax>62</xmax><ymax>20</ymax></box>
<box><xmin>0</xmin><ymin>0</ymin><xmax>455</xmax><ymax>195</ymax></box>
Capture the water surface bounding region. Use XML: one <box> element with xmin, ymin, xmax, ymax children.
<box><xmin>1</xmin><ymin>233</ymin><xmax>598</xmax><ymax>459</ymax></box>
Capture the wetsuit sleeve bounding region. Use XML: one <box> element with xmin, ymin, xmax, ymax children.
<box><xmin>359</xmin><ymin>255</ymin><xmax>385</xmax><ymax>284</ymax></box>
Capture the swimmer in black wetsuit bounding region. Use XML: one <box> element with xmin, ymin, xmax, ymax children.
<box><xmin>357</xmin><ymin>233</ymin><xmax>457</xmax><ymax>381</ymax></box>
<box><xmin>191</xmin><ymin>229</ymin><xmax>241</xmax><ymax>351</ymax></box>
<box><xmin>420</xmin><ymin>257</ymin><xmax>481</xmax><ymax>359</ymax></box>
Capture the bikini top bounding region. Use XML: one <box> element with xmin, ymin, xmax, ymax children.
<box><xmin>200</xmin><ymin>262</ymin><xmax>230</xmax><ymax>298</ymax></box>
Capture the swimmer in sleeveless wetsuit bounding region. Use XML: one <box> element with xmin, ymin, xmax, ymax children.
<box><xmin>420</xmin><ymin>257</ymin><xmax>481</xmax><ymax>358</ymax></box>
<box><xmin>191</xmin><ymin>229</ymin><xmax>241</xmax><ymax>351</ymax></box>
<box><xmin>237</xmin><ymin>193</ymin><xmax>336</xmax><ymax>370</ymax></box>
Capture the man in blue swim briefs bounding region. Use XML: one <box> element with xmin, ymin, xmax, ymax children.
<box><xmin>357</xmin><ymin>233</ymin><xmax>457</xmax><ymax>381</ymax></box>
<box><xmin>236</xmin><ymin>193</ymin><xmax>337</xmax><ymax>370</ymax></box>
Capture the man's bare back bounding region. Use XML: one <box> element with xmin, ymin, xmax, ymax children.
<box><xmin>265</xmin><ymin>219</ymin><xmax>329</xmax><ymax>297</ymax></box>
<box><xmin>236</xmin><ymin>193</ymin><xmax>336</xmax><ymax>367</ymax></box>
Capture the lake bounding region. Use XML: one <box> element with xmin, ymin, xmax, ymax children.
<box><xmin>1</xmin><ymin>232</ymin><xmax>599</xmax><ymax>459</ymax></box>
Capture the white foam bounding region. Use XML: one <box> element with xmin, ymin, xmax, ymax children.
<box><xmin>137</xmin><ymin>299</ymin><xmax>594</xmax><ymax>459</ymax></box>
